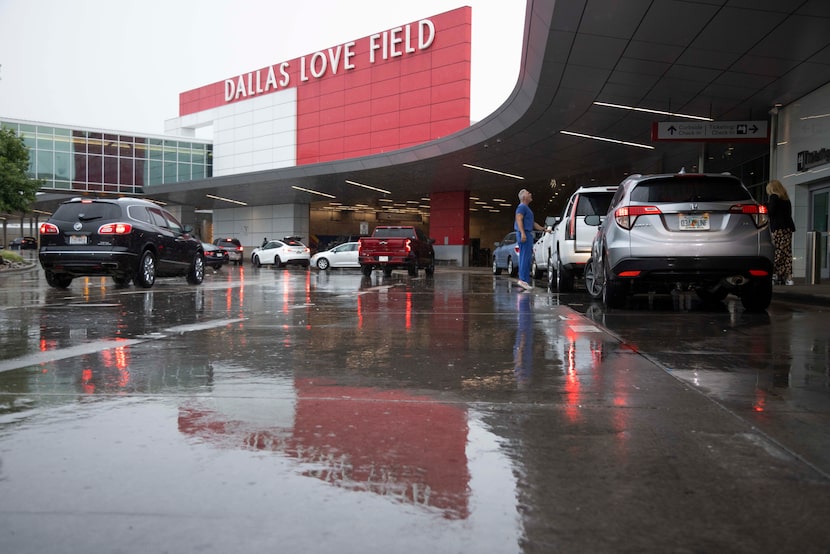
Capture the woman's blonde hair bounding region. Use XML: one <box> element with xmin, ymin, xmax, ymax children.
<box><xmin>766</xmin><ymin>179</ymin><xmax>790</xmax><ymax>201</ymax></box>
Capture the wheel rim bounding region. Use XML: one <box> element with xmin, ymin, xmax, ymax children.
<box><xmin>507</xmin><ymin>257</ymin><xmax>514</xmax><ymax>275</ymax></box>
<box><xmin>194</xmin><ymin>256</ymin><xmax>204</xmax><ymax>281</ymax></box>
<box><xmin>492</xmin><ymin>258</ymin><xmax>498</xmax><ymax>274</ymax></box>
<box><xmin>141</xmin><ymin>253</ymin><xmax>155</xmax><ymax>284</ymax></box>
<box><xmin>318</xmin><ymin>258</ymin><xmax>329</xmax><ymax>270</ymax></box>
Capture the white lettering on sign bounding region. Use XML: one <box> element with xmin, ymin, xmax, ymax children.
<box><xmin>225</xmin><ymin>62</ymin><xmax>290</xmax><ymax>102</ymax></box>
<box><xmin>226</xmin><ymin>19</ymin><xmax>435</xmax><ymax>100</ymax></box>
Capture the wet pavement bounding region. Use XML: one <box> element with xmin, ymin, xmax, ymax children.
<box><xmin>1</xmin><ymin>255</ymin><xmax>829</xmax><ymax>553</ymax></box>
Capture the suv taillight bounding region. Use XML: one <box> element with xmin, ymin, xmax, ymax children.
<box><xmin>405</xmin><ymin>239</ymin><xmax>412</xmax><ymax>253</ymax></box>
<box><xmin>614</xmin><ymin>205</ymin><xmax>661</xmax><ymax>230</ymax></box>
<box><xmin>39</xmin><ymin>223</ymin><xmax>59</xmax><ymax>235</ymax></box>
<box><xmin>730</xmin><ymin>204</ymin><xmax>769</xmax><ymax>228</ymax></box>
<box><xmin>98</xmin><ymin>223</ymin><xmax>133</xmax><ymax>235</ymax></box>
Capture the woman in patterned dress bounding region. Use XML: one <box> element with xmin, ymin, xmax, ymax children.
<box><xmin>765</xmin><ymin>179</ymin><xmax>796</xmax><ymax>285</ymax></box>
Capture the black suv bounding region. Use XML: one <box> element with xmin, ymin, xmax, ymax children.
<box><xmin>39</xmin><ymin>197</ymin><xmax>204</xmax><ymax>289</ymax></box>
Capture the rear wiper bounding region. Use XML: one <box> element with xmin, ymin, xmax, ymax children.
<box><xmin>77</xmin><ymin>215</ymin><xmax>102</xmax><ymax>221</ymax></box>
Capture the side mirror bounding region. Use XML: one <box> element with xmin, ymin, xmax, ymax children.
<box><xmin>494</xmin><ymin>242</ymin><xmax>502</xmax><ymax>248</ymax></box>
<box><xmin>584</xmin><ymin>215</ymin><xmax>601</xmax><ymax>226</ymax></box>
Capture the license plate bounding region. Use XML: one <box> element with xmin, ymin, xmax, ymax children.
<box><xmin>379</xmin><ymin>256</ymin><xmax>389</xmax><ymax>262</ymax></box>
<box><xmin>679</xmin><ymin>213</ymin><xmax>709</xmax><ymax>230</ymax></box>
<box><xmin>69</xmin><ymin>235</ymin><xmax>87</xmax><ymax>245</ymax></box>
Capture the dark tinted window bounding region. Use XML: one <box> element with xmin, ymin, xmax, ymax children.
<box><xmin>630</xmin><ymin>177</ymin><xmax>752</xmax><ymax>203</ymax></box>
<box><xmin>51</xmin><ymin>202</ymin><xmax>121</xmax><ymax>222</ymax></box>
<box><xmin>128</xmin><ymin>205</ymin><xmax>152</xmax><ymax>224</ymax></box>
<box><xmin>373</xmin><ymin>227</ymin><xmax>417</xmax><ymax>239</ymax></box>
<box><xmin>147</xmin><ymin>208</ymin><xmax>168</xmax><ymax>228</ymax></box>
<box><xmin>575</xmin><ymin>193</ymin><xmax>614</xmax><ymax>216</ymax></box>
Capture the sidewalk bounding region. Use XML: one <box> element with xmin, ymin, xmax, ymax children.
<box><xmin>772</xmin><ymin>277</ymin><xmax>830</xmax><ymax>306</ymax></box>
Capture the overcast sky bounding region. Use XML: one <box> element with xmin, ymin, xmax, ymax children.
<box><xmin>0</xmin><ymin>0</ymin><xmax>525</xmax><ymax>137</ymax></box>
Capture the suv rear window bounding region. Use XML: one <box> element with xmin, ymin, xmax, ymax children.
<box><xmin>630</xmin><ymin>177</ymin><xmax>752</xmax><ymax>203</ymax></box>
<box><xmin>51</xmin><ymin>202</ymin><xmax>121</xmax><ymax>222</ymax></box>
<box><xmin>576</xmin><ymin>193</ymin><xmax>614</xmax><ymax>216</ymax></box>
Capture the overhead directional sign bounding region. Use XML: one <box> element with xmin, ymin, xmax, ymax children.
<box><xmin>651</xmin><ymin>120</ymin><xmax>769</xmax><ymax>143</ymax></box>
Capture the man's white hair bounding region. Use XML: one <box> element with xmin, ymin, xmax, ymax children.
<box><xmin>518</xmin><ymin>189</ymin><xmax>530</xmax><ymax>201</ymax></box>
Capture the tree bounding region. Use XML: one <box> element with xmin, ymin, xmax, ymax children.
<box><xmin>0</xmin><ymin>127</ymin><xmax>42</xmax><ymax>213</ymax></box>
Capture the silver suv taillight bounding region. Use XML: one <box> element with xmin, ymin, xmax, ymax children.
<box><xmin>614</xmin><ymin>205</ymin><xmax>662</xmax><ymax>230</ymax></box>
<box><xmin>729</xmin><ymin>204</ymin><xmax>769</xmax><ymax>228</ymax></box>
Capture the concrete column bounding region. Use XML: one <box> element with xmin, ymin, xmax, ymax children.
<box><xmin>430</xmin><ymin>191</ymin><xmax>470</xmax><ymax>266</ymax></box>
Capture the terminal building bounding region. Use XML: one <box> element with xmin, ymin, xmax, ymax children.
<box><xmin>3</xmin><ymin>3</ymin><xmax>830</xmax><ymax>278</ymax></box>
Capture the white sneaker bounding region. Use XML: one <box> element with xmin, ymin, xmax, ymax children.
<box><xmin>785</xmin><ymin>280</ymin><xmax>794</xmax><ymax>286</ymax></box>
<box><xmin>518</xmin><ymin>280</ymin><xmax>532</xmax><ymax>290</ymax></box>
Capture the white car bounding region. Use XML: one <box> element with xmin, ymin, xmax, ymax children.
<box><xmin>310</xmin><ymin>241</ymin><xmax>360</xmax><ymax>270</ymax></box>
<box><xmin>250</xmin><ymin>237</ymin><xmax>310</xmax><ymax>268</ymax></box>
<box><xmin>544</xmin><ymin>185</ymin><xmax>618</xmax><ymax>291</ymax></box>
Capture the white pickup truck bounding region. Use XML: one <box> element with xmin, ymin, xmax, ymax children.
<box><xmin>536</xmin><ymin>185</ymin><xmax>617</xmax><ymax>291</ymax></box>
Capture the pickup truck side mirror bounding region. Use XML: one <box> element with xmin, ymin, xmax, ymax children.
<box><xmin>428</xmin><ymin>238</ymin><xmax>436</xmax><ymax>245</ymax></box>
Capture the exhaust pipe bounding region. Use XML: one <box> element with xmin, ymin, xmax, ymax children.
<box><xmin>725</xmin><ymin>275</ymin><xmax>747</xmax><ymax>286</ymax></box>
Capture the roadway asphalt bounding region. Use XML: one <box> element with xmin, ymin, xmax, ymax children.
<box><xmin>0</xmin><ymin>258</ymin><xmax>829</xmax><ymax>553</ymax></box>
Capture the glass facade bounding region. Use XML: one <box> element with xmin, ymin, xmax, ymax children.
<box><xmin>0</xmin><ymin>119</ymin><xmax>213</xmax><ymax>195</ymax></box>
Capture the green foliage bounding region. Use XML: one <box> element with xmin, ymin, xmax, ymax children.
<box><xmin>0</xmin><ymin>127</ymin><xmax>43</xmax><ymax>213</ymax></box>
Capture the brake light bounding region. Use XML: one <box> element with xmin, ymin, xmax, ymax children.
<box><xmin>567</xmin><ymin>195</ymin><xmax>580</xmax><ymax>240</ymax></box>
<box><xmin>39</xmin><ymin>223</ymin><xmax>59</xmax><ymax>235</ymax></box>
<box><xmin>730</xmin><ymin>204</ymin><xmax>769</xmax><ymax>228</ymax></box>
<box><xmin>236</xmin><ymin>246</ymin><xmax>244</xmax><ymax>252</ymax></box>
<box><xmin>98</xmin><ymin>223</ymin><xmax>133</xmax><ymax>235</ymax></box>
<box><xmin>614</xmin><ymin>205</ymin><xmax>661</xmax><ymax>229</ymax></box>
<box><xmin>405</xmin><ymin>239</ymin><xmax>412</xmax><ymax>253</ymax></box>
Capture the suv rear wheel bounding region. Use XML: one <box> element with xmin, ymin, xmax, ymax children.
<box><xmin>584</xmin><ymin>258</ymin><xmax>602</xmax><ymax>299</ymax></box>
<box><xmin>602</xmin><ymin>262</ymin><xmax>626</xmax><ymax>308</ymax></box>
<box><xmin>135</xmin><ymin>250</ymin><xmax>157</xmax><ymax>288</ymax></box>
<box><xmin>740</xmin><ymin>277</ymin><xmax>773</xmax><ymax>312</ymax></box>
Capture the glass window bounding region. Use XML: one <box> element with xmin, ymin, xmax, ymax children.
<box><xmin>192</xmin><ymin>164</ymin><xmax>205</xmax><ymax>180</ymax></box>
<box><xmin>37</xmin><ymin>136</ymin><xmax>54</xmax><ymax>151</ymax></box>
<box><xmin>104</xmin><ymin>156</ymin><xmax>119</xmax><ymax>185</ymax></box>
<box><xmin>163</xmin><ymin>161</ymin><xmax>177</xmax><ymax>183</ymax></box>
<box><xmin>87</xmin><ymin>133</ymin><xmax>103</xmax><ymax>154</ymax></box>
<box><xmin>147</xmin><ymin>207</ymin><xmax>168</xmax><ymax>228</ymax></box>
<box><xmin>146</xmin><ymin>160</ymin><xmax>163</xmax><ymax>185</ymax></box>
<box><xmin>54</xmin><ymin>152</ymin><xmax>73</xmax><ymax>180</ymax></box>
<box><xmin>54</xmin><ymin>132</ymin><xmax>71</xmax><ymax>152</ymax></box>
<box><xmin>87</xmin><ymin>155</ymin><xmax>103</xmax><ymax>183</ymax></box>
<box><xmin>36</xmin><ymin>151</ymin><xmax>54</xmax><ymax>179</ymax></box>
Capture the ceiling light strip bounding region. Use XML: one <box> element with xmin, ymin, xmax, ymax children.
<box><xmin>462</xmin><ymin>164</ymin><xmax>524</xmax><ymax>180</ymax></box>
<box><xmin>560</xmin><ymin>130</ymin><xmax>655</xmax><ymax>150</ymax></box>
<box><xmin>206</xmin><ymin>194</ymin><xmax>247</xmax><ymax>205</ymax></box>
<box><xmin>593</xmin><ymin>101</ymin><xmax>713</xmax><ymax>121</ymax></box>
<box><xmin>345</xmin><ymin>180</ymin><xmax>391</xmax><ymax>194</ymax></box>
<box><xmin>292</xmin><ymin>186</ymin><xmax>336</xmax><ymax>199</ymax></box>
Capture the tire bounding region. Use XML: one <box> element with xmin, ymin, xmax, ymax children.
<box><xmin>383</xmin><ymin>267</ymin><xmax>393</xmax><ymax>277</ymax></box>
<box><xmin>425</xmin><ymin>257</ymin><xmax>435</xmax><ymax>276</ymax></box>
<box><xmin>316</xmin><ymin>257</ymin><xmax>330</xmax><ymax>270</ymax></box>
<box><xmin>361</xmin><ymin>264</ymin><xmax>373</xmax><ymax>277</ymax></box>
<box><xmin>253</xmin><ymin>255</ymin><xmax>262</xmax><ymax>268</ymax></box>
<box><xmin>507</xmin><ymin>256</ymin><xmax>517</xmax><ymax>277</ymax></box>
<box><xmin>531</xmin><ymin>257</ymin><xmax>542</xmax><ymax>279</ymax></box>
<box><xmin>274</xmin><ymin>256</ymin><xmax>284</xmax><ymax>269</ymax></box>
<box><xmin>584</xmin><ymin>258</ymin><xmax>602</xmax><ymax>299</ymax></box>
<box><xmin>602</xmin><ymin>261</ymin><xmax>625</xmax><ymax>308</ymax></box>
<box><xmin>492</xmin><ymin>257</ymin><xmax>502</xmax><ymax>275</ymax></box>
<box><xmin>547</xmin><ymin>255</ymin><xmax>555</xmax><ymax>289</ymax></box>
<box><xmin>740</xmin><ymin>276</ymin><xmax>772</xmax><ymax>312</ymax></box>
<box><xmin>135</xmin><ymin>250</ymin><xmax>157</xmax><ymax>288</ymax></box>
<box><xmin>408</xmin><ymin>263</ymin><xmax>418</xmax><ymax>277</ymax></box>
<box><xmin>186</xmin><ymin>253</ymin><xmax>205</xmax><ymax>285</ymax></box>
<box><xmin>696</xmin><ymin>287</ymin><xmax>729</xmax><ymax>303</ymax></box>
<box><xmin>556</xmin><ymin>257</ymin><xmax>575</xmax><ymax>292</ymax></box>
<box><xmin>45</xmin><ymin>270</ymin><xmax>72</xmax><ymax>289</ymax></box>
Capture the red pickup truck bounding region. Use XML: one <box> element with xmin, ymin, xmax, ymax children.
<box><xmin>358</xmin><ymin>226</ymin><xmax>436</xmax><ymax>277</ymax></box>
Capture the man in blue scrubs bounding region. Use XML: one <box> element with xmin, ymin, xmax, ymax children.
<box><xmin>514</xmin><ymin>188</ymin><xmax>545</xmax><ymax>290</ymax></box>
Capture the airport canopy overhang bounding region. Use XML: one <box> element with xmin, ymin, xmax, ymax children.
<box><xmin>40</xmin><ymin>0</ymin><xmax>830</xmax><ymax>217</ymax></box>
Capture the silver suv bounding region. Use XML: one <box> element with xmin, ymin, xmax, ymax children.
<box><xmin>583</xmin><ymin>172</ymin><xmax>774</xmax><ymax>311</ymax></box>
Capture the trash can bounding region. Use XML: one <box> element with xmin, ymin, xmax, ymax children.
<box><xmin>806</xmin><ymin>231</ymin><xmax>821</xmax><ymax>285</ymax></box>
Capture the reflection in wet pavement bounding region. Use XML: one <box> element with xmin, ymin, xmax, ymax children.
<box><xmin>1</xmin><ymin>263</ymin><xmax>829</xmax><ymax>552</ymax></box>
